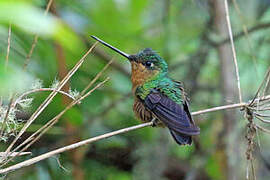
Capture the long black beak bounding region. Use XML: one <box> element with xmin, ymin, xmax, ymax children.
<box><xmin>91</xmin><ymin>35</ymin><xmax>130</xmax><ymax>59</ymax></box>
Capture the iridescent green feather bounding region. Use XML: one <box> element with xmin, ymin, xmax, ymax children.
<box><xmin>136</xmin><ymin>75</ymin><xmax>183</xmax><ymax>105</ymax></box>
<box><xmin>134</xmin><ymin>48</ymin><xmax>183</xmax><ymax>104</ymax></box>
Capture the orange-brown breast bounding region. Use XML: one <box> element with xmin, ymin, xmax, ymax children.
<box><xmin>130</xmin><ymin>61</ymin><xmax>158</xmax><ymax>94</ymax></box>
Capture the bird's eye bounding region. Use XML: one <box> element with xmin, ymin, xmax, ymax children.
<box><xmin>145</xmin><ymin>61</ymin><xmax>153</xmax><ymax>68</ymax></box>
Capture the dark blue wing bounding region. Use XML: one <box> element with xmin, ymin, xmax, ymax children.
<box><xmin>144</xmin><ymin>90</ymin><xmax>200</xmax><ymax>136</ymax></box>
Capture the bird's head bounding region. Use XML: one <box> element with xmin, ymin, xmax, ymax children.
<box><xmin>91</xmin><ymin>36</ymin><xmax>168</xmax><ymax>84</ymax></box>
<box><xmin>129</xmin><ymin>48</ymin><xmax>168</xmax><ymax>75</ymax></box>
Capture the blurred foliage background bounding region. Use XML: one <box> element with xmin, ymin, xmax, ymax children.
<box><xmin>1</xmin><ymin>0</ymin><xmax>270</xmax><ymax>179</ymax></box>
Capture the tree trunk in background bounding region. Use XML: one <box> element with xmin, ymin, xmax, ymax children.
<box><xmin>54</xmin><ymin>42</ymin><xmax>85</xmax><ymax>180</ymax></box>
<box><xmin>51</xmin><ymin>3</ymin><xmax>85</xmax><ymax>180</ymax></box>
<box><xmin>211</xmin><ymin>0</ymin><xmax>240</xmax><ymax>179</ymax></box>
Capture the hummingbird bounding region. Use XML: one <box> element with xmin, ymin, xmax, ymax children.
<box><xmin>91</xmin><ymin>36</ymin><xmax>200</xmax><ymax>145</ymax></box>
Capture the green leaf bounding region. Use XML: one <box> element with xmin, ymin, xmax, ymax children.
<box><xmin>64</xmin><ymin>107</ymin><xmax>83</xmax><ymax>126</ymax></box>
<box><xmin>0</xmin><ymin>2</ymin><xmax>57</xmax><ymax>35</ymax></box>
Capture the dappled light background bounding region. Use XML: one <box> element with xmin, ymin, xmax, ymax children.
<box><xmin>1</xmin><ymin>0</ymin><xmax>270</xmax><ymax>179</ymax></box>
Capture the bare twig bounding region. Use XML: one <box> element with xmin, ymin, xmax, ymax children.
<box><xmin>44</xmin><ymin>0</ymin><xmax>54</xmax><ymax>16</ymax></box>
<box><xmin>232</xmin><ymin>0</ymin><xmax>258</xmax><ymax>77</ymax></box>
<box><xmin>218</xmin><ymin>22</ymin><xmax>270</xmax><ymax>46</ymax></box>
<box><xmin>0</xmin><ymin>97</ymin><xmax>14</xmax><ymax>137</ymax></box>
<box><xmin>23</xmin><ymin>0</ymin><xmax>54</xmax><ymax>70</ymax></box>
<box><xmin>263</xmin><ymin>68</ymin><xmax>270</xmax><ymax>97</ymax></box>
<box><xmin>255</xmin><ymin>115</ymin><xmax>270</xmax><ymax>124</ymax></box>
<box><xmin>0</xmin><ymin>152</ymin><xmax>31</xmax><ymax>158</ymax></box>
<box><xmin>55</xmin><ymin>156</ymin><xmax>69</xmax><ymax>172</ymax></box>
<box><xmin>13</xmin><ymin>88</ymin><xmax>76</xmax><ymax>108</ymax></box>
<box><xmin>224</xmin><ymin>0</ymin><xmax>242</xmax><ymax>103</ymax></box>
<box><xmin>12</xmin><ymin>88</ymin><xmax>76</xmax><ymax>109</ymax></box>
<box><xmin>23</xmin><ymin>36</ymin><xmax>38</xmax><ymax>69</ymax></box>
<box><xmin>256</xmin><ymin>124</ymin><xmax>270</xmax><ymax>134</ymax></box>
<box><xmin>0</xmin><ymin>122</ymin><xmax>153</xmax><ymax>174</ymax></box>
<box><xmin>191</xmin><ymin>102</ymin><xmax>246</xmax><ymax>116</ymax></box>
<box><xmin>5</xmin><ymin>23</ymin><xmax>11</xmax><ymax>69</ymax></box>
<box><xmin>249</xmin><ymin>68</ymin><xmax>270</xmax><ymax>106</ymax></box>
<box><xmin>81</xmin><ymin>59</ymin><xmax>113</xmax><ymax>95</ymax></box>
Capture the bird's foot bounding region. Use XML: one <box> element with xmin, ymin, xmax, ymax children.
<box><xmin>151</xmin><ymin>118</ymin><xmax>158</xmax><ymax>127</ymax></box>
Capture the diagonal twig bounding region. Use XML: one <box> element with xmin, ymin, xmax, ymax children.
<box><xmin>232</xmin><ymin>0</ymin><xmax>258</xmax><ymax>78</ymax></box>
<box><xmin>256</xmin><ymin>124</ymin><xmax>270</xmax><ymax>134</ymax></box>
<box><xmin>249</xmin><ymin>68</ymin><xmax>270</xmax><ymax>106</ymax></box>
<box><xmin>23</xmin><ymin>0</ymin><xmax>54</xmax><ymax>70</ymax></box>
<box><xmin>12</xmin><ymin>88</ymin><xmax>77</xmax><ymax>109</ymax></box>
<box><xmin>263</xmin><ymin>68</ymin><xmax>270</xmax><ymax>97</ymax></box>
<box><xmin>0</xmin><ymin>97</ymin><xmax>14</xmax><ymax>138</ymax></box>
<box><xmin>5</xmin><ymin>42</ymin><xmax>98</xmax><ymax>154</ymax></box>
<box><xmin>81</xmin><ymin>59</ymin><xmax>113</xmax><ymax>95</ymax></box>
<box><xmin>218</xmin><ymin>22</ymin><xmax>270</xmax><ymax>46</ymax></box>
<box><xmin>0</xmin><ymin>152</ymin><xmax>31</xmax><ymax>158</ymax></box>
<box><xmin>5</xmin><ymin>23</ymin><xmax>11</xmax><ymax>69</ymax></box>
<box><xmin>224</xmin><ymin>0</ymin><xmax>242</xmax><ymax>103</ymax></box>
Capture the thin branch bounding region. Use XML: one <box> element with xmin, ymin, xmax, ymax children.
<box><xmin>55</xmin><ymin>156</ymin><xmax>69</xmax><ymax>172</ymax></box>
<box><xmin>192</xmin><ymin>103</ymin><xmax>245</xmax><ymax>116</ymax></box>
<box><xmin>12</xmin><ymin>88</ymin><xmax>76</xmax><ymax>109</ymax></box>
<box><xmin>263</xmin><ymin>68</ymin><xmax>270</xmax><ymax>97</ymax></box>
<box><xmin>44</xmin><ymin>0</ymin><xmax>54</xmax><ymax>16</ymax></box>
<box><xmin>5</xmin><ymin>42</ymin><xmax>98</xmax><ymax>154</ymax></box>
<box><xmin>255</xmin><ymin>115</ymin><xmax>270</xmax><ymax>124</ymax></box>
<box><xmin>254</xmin><ymin>112</ymin><xmax>270</xmax><ymax>118</ymax></box>
<box><xmin>224</xmin><ymin>0</ymin><xmax>242</xmax><ymax>103</ymax></box>
<box><xmin>0</xmin><ymin>97</ymin><xmax>14</xmax><ymax>137</ymax></box>
<box><xmin>0</xmin><ymin>152</ymin><xmax>31</xmax><ymax>158</ymax></box>
<box><xmin>81</xmin><ymin>58</ymin><xmax>113</xmax><ymax>95</ymax></box>
<box><xmin>232</xmin><ymin>0</ymin><xmax>258</xmax><ymax>78</ymax></box>
<box><xmin>5</xmin><ymin>23</ymin><xmax>11</xmax><ymax>69</ymax></box>
<box><xmin>256</xmin><ymin>124</ymin><xmax>270</xmax><ymax>134</ymax></box>
<box><xmin>218</xmin><ymin>22</ymin><xmax>270</xmax><ymax>46</ymax></box>
<box><xmin>23</xmin><ymin>0</ymin><xmax>54</xmax><ymax>70</ymax></box>
<box><xmin>23</xmin><ymin>36</ymin><xmax>38</xmax><ymax>69</ymax></box>
<box><xmin>249</xmin><ymin>68</ymin><xmax>270</xmax><ymax>106</ymax></box>
<box><xmin>0</xmin><ymin>122</ymin><xmax>153</xmax><ymax>174</ymax></box>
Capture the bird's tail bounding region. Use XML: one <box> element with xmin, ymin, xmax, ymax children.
<box><xmin>169</xmin><ymin>129</ymin><xmax>192</xmax><ymax>145</ymax></box>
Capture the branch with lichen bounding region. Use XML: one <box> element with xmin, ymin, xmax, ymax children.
<box><xmin>0</xmin><ymin>80</ymin><xmax>81</xmax><ymax>142</ymax></box>
<box><xmin>0</xmin><ymin>88</ymin><xmax>269</xmax><ymax>174</ymax></box>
